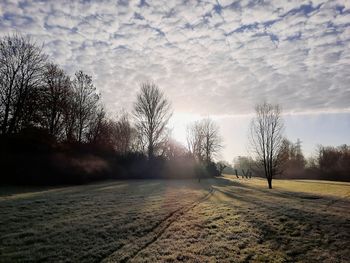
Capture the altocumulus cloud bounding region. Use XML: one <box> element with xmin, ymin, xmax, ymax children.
<box><xmin>0</xmin><ymin>0</ymin><xmax>350</xmax><ymax>115</ymax></box>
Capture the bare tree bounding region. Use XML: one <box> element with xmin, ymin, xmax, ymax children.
<box><xmin>86</xmin><ymin>106</ymin><xmax>106</xmax><ymax>144</ymax></box>
<box><xmin>133</xmin><ymin>82</ymin><xmax>172</xmax><ymax>159</ymax></box>
<box><xmin>109</xmin><ymin>113</ymin><xmax>133</xmax><ymax>155</ymax></box>
<box><xmin>161</xmin><ymin>138</ymin><xmax>188</xmax><ymax>160</ymax></box>
<box><xmin>233</xmin><ymin>155</ymin><xmax>255</xmax><ymax>177</ymax></box>
<box><xmin>0</xmin><ymin>34</ymin><xmax>47</xmax><ymax>134</ymax></box>
<box><xmin>62</xmin><ymin>88</ymin><xmax>78</xmax><ymax>142</ymax></box>
<box><xmin>202</xmin><ymin>118</ymin><xmax>222</xmax><ymax>163</ymax></box>
<box><xmin>216</xmin><ymin>161</ymin><xmax>228</xmax><ymax>176</ymax></box>
<box><xmin>278</xmin><ymin>138</ymin><xmax>306</xmax><ymax>176</ymax></box>
<box><xmin>186</xmin><ymin>121</ymin><xmax>205</xmax><ymax>161</ymax></box>
<box><xmin>186</xmin><ymin>118</ymin><xmax>222</xmax><ymax>163</ymax></box>
<box><xmin>39</xmin><ymin>63</ymin><xmax>71</xmax><ymax>138</ymax></box>
<box><xmin>72</xmin><ymin>71</ymin><xmax>100</xmax><ymax>143</ymax></box>
<box><xmin>249</xmin><ymin>102</ymin><xmax>285</xmax><ymax>189</ymax></box>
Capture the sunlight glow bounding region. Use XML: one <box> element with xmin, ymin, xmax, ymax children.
<box><xmin>168</xmin><ymin>113</ymin><xmax>202</xmax><ymax>145</ymax></box>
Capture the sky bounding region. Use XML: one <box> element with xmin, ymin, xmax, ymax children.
<box><xmin>0</xmin><ymin>0</ymin><xmax>349</xmax><ymax>162</ymax></box>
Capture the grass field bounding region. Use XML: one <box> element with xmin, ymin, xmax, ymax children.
<box><xmin>1</xmin><ymin>176</ymin><xmax>349</xmax><ymax>262</ymax></box>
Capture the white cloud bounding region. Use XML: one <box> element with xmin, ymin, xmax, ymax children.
<box><xmin>0</xmin><ymin>0</ymin><xmax>349</xmax><ymax>116</ymax></box>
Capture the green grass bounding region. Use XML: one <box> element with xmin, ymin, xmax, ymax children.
<box><xmin>1</xmin><ymin>177</ymin><xmax>349</xmax><ymax>262</ymax></box>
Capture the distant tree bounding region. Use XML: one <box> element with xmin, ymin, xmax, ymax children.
<box><xmin>202</xmin><ymin>118</ymin><xmax>222</xmax><ymax>163</ymax></box>
<box><xmin>133</xmin><ymin>82</ymin><xmax>172</xmax><ymax>159</ymax></box>
<box><xmin>186</xmin><ymin>121</ymin><xmax>205</xmax><ymax>161</ymax></box>
<box><xmin>86</xmin><ymin>106</ymin><xmax>106</xmax><ymax>144</ymax></box>
<box><xmin>110</xmin><ymin>113</ymin><xmax>133</xmax><ymax>155</ymax></box>
<box><xmin>306</xmin><ymin>156</ymin><xmax>318</xmax><ymax>168</ymax></box>
<box><xmin>233</xmin><ymin>156</ymin><xmax>255</xmax><ymax>177</ymax></box>
<box><xmin>249</xmin><ymin>102</ymin><xmax>285</xmax><ymax>189</ymax></box>
<box><xmin>71</xmin><ymin>71</ymin><xmax>100</xmax><ymax>143</ymax></box>
<box><xmin>216</xmin><ymin>161</ymin><xmax>228</xmax><ymax>176</ymax></box>
<box><xmin>39</xmin><ymin>63</ymin><xmax>71</xmax><ymax>138</ymax></box>
<box><xmin>0</xmin><ymin>34</ymin><xmax>47</xmax><ymax>134</ymax></box>
<box><xmin>162</xmin><ymin>138</ymin><xmax>188</xmax><ymax>160</ymax></box>
<box><xmin>279</xmin><ymin>138</ymin><xmax>306</xmax><ymax>176</ymax></box>
<box><xmin>310</xmin><ymin>144</ymin><xmax>350</xmax><ymax>181</ymax></box>
<box><xmin>317</xmin><ymin>145</ymin><xmax>345</xmax><ymax>172</ymax></box>
<box><xmin>294</xmin><ymin>139</ymin><xmax>305</xmax><ymax>167</ymax></box>
<box><xmin>186</xmin><ymin>118</ymin><xmax>222</xmax><ymax>163</ymax></box>
<box><xmin>219</xmin><ymin>161</ymin><xmax>236</xmax><ymax>175</ymax></box>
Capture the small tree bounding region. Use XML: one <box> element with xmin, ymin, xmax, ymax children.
<box><xmin>133</xmin><ymin>82</ymin><xmax>172</xmax><ymax>159</ymax></box>
<box><xmin>233</xmin><ymin>156</ymin><xmax>255</xmax><ymax>177</ymax></box>
<box><xmin>249</xmin><ymin>102</ymin><xmax>285</xmax><ymax>189</ymax></box>
<box><xmin>216</xmin><ymin>161</ymin><xmax>228</xmax><ymax>176</ymax></box>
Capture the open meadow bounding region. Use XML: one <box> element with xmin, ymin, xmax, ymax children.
<box><xmin>1</xmin><ymin>176</ymin><xmax>349</xmax><ymax>263</ymax></box>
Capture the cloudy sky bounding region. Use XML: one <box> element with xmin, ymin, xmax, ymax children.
<box><xmin>1</xmin><ymin>0</ymin><xmax>349</xmax><ymax>161</ymax></box>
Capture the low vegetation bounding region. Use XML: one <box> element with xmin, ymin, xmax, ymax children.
<box><xmin>1</xmin><ymin>176</ymin><xmax>349</xmax><ymax>262</ymax></box>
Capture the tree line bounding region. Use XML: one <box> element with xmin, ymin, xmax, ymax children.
<box><xmin>230</xmin><ymin>102</ymin><xmax>350</xmax><ymax>188</ymax></box>
<box><xmin>0</xmin><ymin>34</ymin><xmax>223</xmax><ymax>185</ymax></box>
<box><xmin>2</xmin><ymin>34</ymin><xmax>347</xmax><ymax>187</ymax></box>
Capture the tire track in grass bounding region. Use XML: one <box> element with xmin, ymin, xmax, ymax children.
<box><xmin>101</xmin><ymin>187</ymin><xmax>214</xmax><ymax>263</ymax></box>
<box><xmin>325</xmin><ymin>191</ymin><xmax>350</xmax><ymax>209</ymax></box>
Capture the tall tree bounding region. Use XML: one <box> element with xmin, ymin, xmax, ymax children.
<box><xmin>133</xmin><ymin>82</ymin><xmax>172</xmax><ymax>159</ymax></box>
<box><xmin>62</xmin><ymin>88</ymin><xmax>78</xmax><ymax>142</ymax></box>
<box><xmin>39</xmin><ymin>63</ymin><xmax>71</xmax><ymax>138</ymax></box>
<box><xmin>0</xmin><ymin>34</ymin><xmax>47</xmax><ymax>134</ymax></box>
<box><xmin>71</xmin><ymin>71</ymin><xmax>99</xmax><ymax>143</ymax></box>
<box><xmin>249</xmin><ymin>102</ymin><xmax>285</xmax><ymax>189</ymax></box>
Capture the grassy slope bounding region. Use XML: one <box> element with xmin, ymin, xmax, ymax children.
<box><xmin>0</xmin><ymin>177</ymin><xmax>349</xmax><ymax>262</ymax></box>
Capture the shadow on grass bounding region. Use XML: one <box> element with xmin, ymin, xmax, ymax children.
<box><xmin>209</xmin><ymin>177</ymin><xmax>350</xmax><ymax>262</ymax></box>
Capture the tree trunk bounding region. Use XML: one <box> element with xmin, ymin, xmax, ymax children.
<box><xmin>148</xmin><ymin>144</ymin><xmax>154</xmax><ymax>160</ymax></box>
<box><xmin>1</xmin><ymin>103</ymin><xmax>9</xmax><ymax>134</ymax></box>
<box><xmin>267</xmin><ymin>178</ymin><xmax>272</xmax><ymax>189</ymax></box>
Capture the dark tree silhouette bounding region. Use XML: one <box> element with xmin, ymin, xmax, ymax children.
<box><xmin>133</xmin><ymin>82</ymin><xmax>172</xmax><ymax>159</ymax></box>
<box><xmin>0</xmin><ymin>34</ymin><xmax>47</xmax><ymax>134</ymax></box>
<box><xmin>71</xmin><ymin>71</ymin><xmax>100</xmax><ymax>143</ymax></box>
<box><xmin>62</xmin><ymin>88</ymin><xmax>78</xmax><ymax>142</ymax></box>
<box><xmin>216</xmin><ymin>161</ymin><xmax>228</xmax><ymax>176</ymax></box>
<box><xmin>109</xmin><ymin>113</ymin><xmax>134</xmax><ymax>155</ymax></box>
<box><xmin>86</xmin><ymin>106</ymin><xmax>106</xmax><ymax>144</ymax></box>
<box><xmin>249</xmin><ymin>102</ymin><xmax>285</xmax><ymax>189</ymax></box>
<box><xmin>39</xmin><ymin>63</ymin><xmax>71</xmax><ymax>138</ymax></box>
